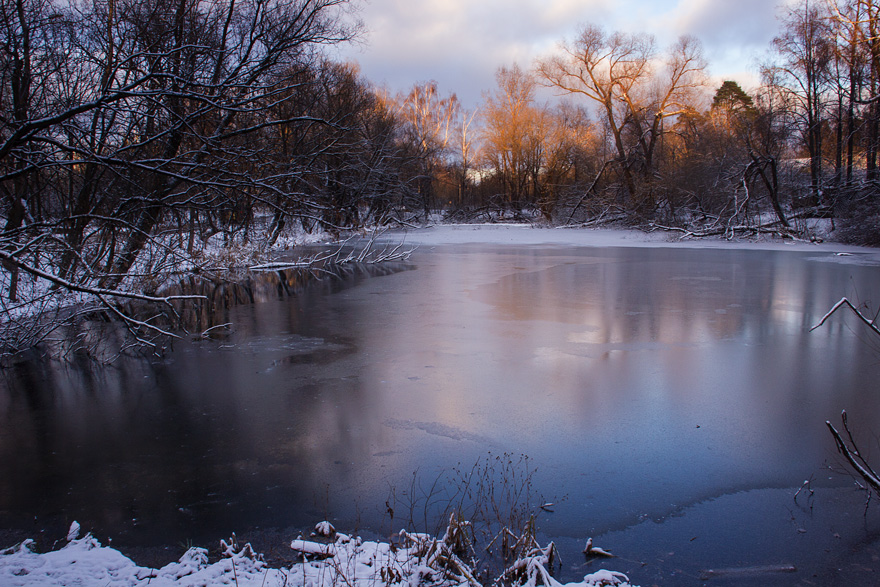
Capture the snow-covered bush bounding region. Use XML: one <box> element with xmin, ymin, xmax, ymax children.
<box><xmin>0</xmin><ymin>520</ymin><xmax>637</xmax><ymax>587</ymax></box>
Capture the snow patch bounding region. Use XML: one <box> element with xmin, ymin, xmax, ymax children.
<box><xmin>1</xmin><ymin>529</ymin><xmax>638</xmax><ymax>587</ymax></box>
<box><xmin>66</xmin><ymin>521</ymin><xmax>81</xmax><ymax>542</ymax></box>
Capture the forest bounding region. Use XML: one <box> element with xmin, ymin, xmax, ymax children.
<box><xmin>0</xmin><ymin>0</ymin><xmax>879</xmax><ymax>356</ymax></box>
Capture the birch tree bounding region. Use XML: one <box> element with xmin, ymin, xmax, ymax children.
<box><xmin>396</xmin><ymin>81</ymin><xmax>459</xmax><ymax>217</ymax></box>
<box><xmin>481</xmin><ymin>64</ymin><xmax>546</xmax><ymax>209</ymax></box>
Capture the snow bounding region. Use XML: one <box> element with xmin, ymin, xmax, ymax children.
<box><xmin>382</xmin><ymin>223</ymin><xmax>880</xmax><ymax>259</ymax></box>
<box><xmin>66</xmin><ymin>521</ymin><xmax>81</xmax><ymax>542</ymax></box>
<box><xmin>582</xmin><ymin>570</ymin><xmax>631</xmax><ymax>586</ymax></box>
<box><xmin>312</xmin><ymin>521</ymin><xmax>337</xmax><ymax>537</ymax></box>
<box><xmin>290</xmin><ymin>539</ymin><xmax>339</xmax><ymax>557</ymax></box>
<box><xmin>0</xmin><ymin>523</ymin><xmax>637</xmax><ymax>587</ymax></box>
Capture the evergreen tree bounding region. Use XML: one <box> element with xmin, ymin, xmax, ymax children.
<box><xmin>711</xmin><ymin>80</ymin><xmax>756</xmax><ymax>114</ymax></box>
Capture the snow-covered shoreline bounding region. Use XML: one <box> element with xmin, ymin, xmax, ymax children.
<box><xmin>386</xmin><ymin>222</ymin><xmax>880</xmax><ymax>257</ymax></box>
<box><xmin>0</xmin><ymin>522</ymin><xmax>635</xmax><ymax>587</ymax></box>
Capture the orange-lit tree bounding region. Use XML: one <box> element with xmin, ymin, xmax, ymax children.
<box><xmin>538</xmin><ymin>25</ymin><xmax>706</xmax><ymax>217</ymax></box>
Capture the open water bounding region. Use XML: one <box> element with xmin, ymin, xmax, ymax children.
<box><xmin>4</xmin><ymin>229</ymin><xmax>880</xmax><ymax>584</ymax></box>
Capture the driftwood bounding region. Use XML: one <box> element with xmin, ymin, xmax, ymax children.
<box><xmin>582</xmin><ymin>538</ymin><xmax>614</xmax><ymax>558</ymax></box>
<box><xmin>648</xmin><ymin>221</ymin><xmax>807</xmax><ymax>241</ymax></box>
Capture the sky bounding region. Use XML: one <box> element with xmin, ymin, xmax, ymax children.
<box><xmin>333</xmin><ymin>0</ymin><xmax>787</xmax><ymax>110</ymax></box>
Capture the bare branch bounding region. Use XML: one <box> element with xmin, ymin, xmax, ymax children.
<box><xmin>827</xmin><ymin>412</ymin><xmax>880</xmax><ymax>493</ymax></box>
<box><xmin>0</xmin><ymin>248</ymin><xmax>204</xmax><ymax>306</ymax></box>
<box><xmin>811</xmin><ymin>296</ymin><xmax>880</xmax><ymax>335</ymax></box>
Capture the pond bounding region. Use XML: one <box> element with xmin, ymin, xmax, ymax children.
<box><xmin>3</xmin><ymin>226</ymin><xmax>880</xmax><ymax>585</ymax></box>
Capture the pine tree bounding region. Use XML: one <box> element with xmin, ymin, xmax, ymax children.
<box><xmin>711</xmin><ymin>80</ymin><xmax>756</xmax><ymax>114</ymax></box>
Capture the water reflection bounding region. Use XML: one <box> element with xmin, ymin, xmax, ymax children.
<box><xmin>2</xmin><ymin>244</ymin><xmax>880</xmax><ymax>583</ymax></box>
<box><xmin>0</xmin><ymin>261</ymin><xmax>410</xmax><ymax>543</ymax></box>
<box><xmin>166</xmin><ymin>261</ymin><xmax>411</xmax><ymax>336</ymax></box>
<box><xmin>360</xmin><ymin>246</ymin><xmax>880</xmax><ymax>533</ymax></box>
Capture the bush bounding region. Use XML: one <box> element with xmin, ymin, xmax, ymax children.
<box><xmin>834</xmin><ymin>189</ymin><xmax>880</xmax><ymax>247</ymax></box>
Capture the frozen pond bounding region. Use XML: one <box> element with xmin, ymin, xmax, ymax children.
<box><xmin>4</xmin><ymin>226</ymin><xmax>880</xmax><ymax>584</ymax></box>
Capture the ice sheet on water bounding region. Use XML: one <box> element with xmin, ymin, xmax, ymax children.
<box><xmin>384</xmin><ymin>418</ymin><xmax>495</xmax><ymax>445</ymax></box>
<box><xmin>230</xmin><ymin>334</ymin><xmax>352</xmax><ymax>367</ymax></box>
<box><xmin>806</xmin><ymin>252</ymin><xmax>880</xmax><ymax>266</ymax></box>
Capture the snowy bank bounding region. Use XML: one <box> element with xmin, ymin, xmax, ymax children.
<box><xmin>0</xmin><ymin>523</ymin><xmax>636</xmax><ymax>587</ymax></box>
<box><xmin>384</xmin><ymin>223</ymin><xmax>880</xmax><ymax>257</ymax></box>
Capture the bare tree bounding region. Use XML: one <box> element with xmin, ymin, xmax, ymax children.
<box><xmin>452</xmin><ymin>106</ymin><xmax>479</xmax><ymax>208</ymax></box>
<box><xmin>0</xmin><ymin>0</ymin><xmax>362</xmax><ymax>358</ymax></box>
<box><xmin>395</xmin><ymin>81</ymin><xmax>459</xmax><ymax>218</ymax></box>
<box><xmin>537</xmin><ymin>25</ymin><xmax>706</xmax><ymax>215</ymax></box>
<box><xmin>538</xmin><ymin>101</ymin><xmax>598</xmax><ymax>221</ymax></box>
<box><xmin>481</xmin><ymin>64</ymin><xmax>547</xmax><ymax>211</ymax></box>
<box><xmin>771</xmin><ymin>0</ymin><xmax>834</xmax><ymax>201</ymax></box>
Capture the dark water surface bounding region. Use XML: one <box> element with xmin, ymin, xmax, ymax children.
<box><xmin>4</xmin><ymin>239</ymin><xmax>880</xmax><ymax>584</ymax></box>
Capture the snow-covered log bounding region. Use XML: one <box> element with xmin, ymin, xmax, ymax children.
<box><xmin>583</xmin><ymin>538</ymin><xmax>614</xmax><ymax>558</ymax></box>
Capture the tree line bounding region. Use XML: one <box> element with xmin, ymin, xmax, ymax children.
<box><xmin>1</xmin><ymin>0</ymin><xmax>879</xmax><ymax>355</ymax></box>
<box><xmin>417</xmin><ymin>0</ymin><xmax>880</xmax><ymax>243</ymax></box>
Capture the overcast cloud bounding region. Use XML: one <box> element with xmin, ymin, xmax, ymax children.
<box><xmin>333</xmin><ymin>0</ymin><xmax>785</xmax><ymax>109</ymax></box>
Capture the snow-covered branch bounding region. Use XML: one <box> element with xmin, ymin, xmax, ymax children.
<box><xmin>0</xmin><ymin>249</ymin><xmax>204</xmax><ymax>307</ymax></box>
<box><xmin>810</xmin><ymin>297</ymin><xmax>880</xmax><ymax>336</ymax></box>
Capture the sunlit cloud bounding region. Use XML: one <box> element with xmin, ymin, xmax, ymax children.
<box><xmin>335</xmin><ymin>0</ymin><xmax>611</xmax><ymax>106</ymax></box>
<box><xmin>336</xmin><ymin>0</ymin><xmax>783</xmax><ymax>108</ymax></box>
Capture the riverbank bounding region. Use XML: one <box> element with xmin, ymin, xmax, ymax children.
<box><xmin>385</xmin><ymin>221</ymin><xmax>880</xmax><ymax>255</ymax></box>
<box><xmin>0</xmin><ymin>521</ymin><xmax>634</xmax><ymax>587</ymax></box>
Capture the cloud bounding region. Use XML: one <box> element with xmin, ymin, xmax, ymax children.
<box><xmin>657</xmin><ymin>0</ymin><xmax>782</xmax><ymax>87</ymax></box>
<box><xmin>668</xmin><ymin>0</ymin><xmax>782</xmax><ymax>44</ymax></box>
<box><xmin>334</xmin><ymin>0</ymin><xmax>782</xmax><ymax>108</ymax></box>
<box><xmin>352</xmin><ymin>0</ymin><xmax>613</xmax><ymax>107</ymax></box>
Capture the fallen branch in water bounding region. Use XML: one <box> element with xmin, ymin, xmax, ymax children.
<box><xmin>812</xmin><ymin>299</ymin><xmax>880</xmax><ymax>497</ymax></box>
<box><xmin>811</xmin><ymin>297</ymin><xmax>880</xmax><ymax>337</ymax></box>
<box><xmin>0</xmin><ymin>248</ymin><xmax>204</xmax><ymax>307</ymax></box>
<box><xmin>249</xmin><ymin>231</ymin><xmax>415</xmax><ymax>272</ymax></box>
<box><xmin>826</xmin><ymin>411</ymin><xmax>880</xmax><ymax>494</ymax></box>
<box><xmin>583</xmin><ymin>538</ymin><xmax>614</xmax><ymax>558</ymax></box>
<box><xmin>647</xmin><ymin>221</ymin><xmax>809</xmax><ymax>242</ymax></box>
